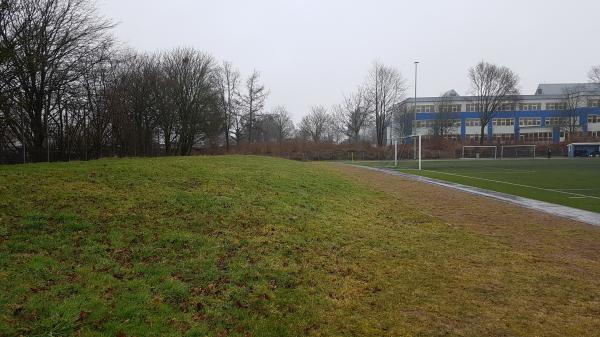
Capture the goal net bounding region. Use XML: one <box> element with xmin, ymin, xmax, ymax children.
<box><xmin>392</xmin><ymin>135</ymin><xmax>422</xmax><ymax>170</ymax></box>
<box><xmin>462</xmin><ymin>146</ymin><xmax>497</xmax><ymax>159</ymax></box>
<box><xmin>501</xmin><ymin>145</ymin><xmax>536</xmax><ymax>159</ymax></box>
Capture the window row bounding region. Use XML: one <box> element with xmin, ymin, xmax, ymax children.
<box><xmin>520</xmin><ymin>132</ymin><xmax>552</xmax><ymax>143</ymax></box>
<box><xmin>546</xmin><ymin>117</ymin><xmax>580</xmax><ymax>126</ymax></box>
<box><xmin>493</xmin><ymin>118</ymin><xmax>514</xmax><ymax>126</ymax></box>
<box><xmin>519</xmin><ymin>103</ymin><xmax>542</xmax><ymax>111</ymax></box>
<box><xmin>415</xmin><ymin>105</ymin><xmax>435</xmax><ymax>113</ymax></box>
<box><xmin>415</xmin><ymin>104</ymin><xmax>462</xmax><ymax>113</ymax></box>
<box><xmin>414</xmin><ymin>120</ymin><xmax>461</xmax><ymax>128</ymax></box>
<box><xmin>464</xmin><ymin>118</ymin><xmax>480</xmax><ymax>127</ymax></box>
<box><xmin>465</xmin><ymin>104</ymin><xmax>483</xmax><ymax>112</ymax></box>
<box><xmin>439</xmin><ymin>104</ymin><xmax>462</xmax><ymax>113</ymax></box>
<box><xmin>414</xmin><ymin>120</ymin><xmax>435</xmax><ymax>128</ymax></box>
<box><xmin>493</xmin><ymin>134</ymin><xmax>515</xmax><ymax>142</ymax></box>
<box><xmin>546</xmin><ymin>103</ymin><xmax>566</xmax><ymax>110</ymax></box>
<box><xmin>415</xmin><ymin>101</ymin><xmax>596</xmax><ymax>112</ymax></box>
<box><xmin>414</xmin><ymin>116</ymin><xmax>589</xmax><ymax>128</ymax></box>
<box><xmin>519</xmin><ymin>117</ymin><xmax>541</xmax><ymax>126</ymax></box>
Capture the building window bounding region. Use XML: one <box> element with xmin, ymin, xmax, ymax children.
<box><xmin>415</xmin><ymin>105</ymin><xmax>435</xmax><ymax>113</ymax></box>
<box><xmin>498</xmin><ymin>104</ymin><xmax>516</xmax><ymax>111</ymax></box>
<box><xmin>545</xmin><ymin>117</ymin><xmax>562</xmax><ymax>126</ymax></box>
<box><xmin>438</xmin><ymin>104</ymin><xmax>461</xmax><ymax>113</ymax></box>
<box><xmin>589</xmin><ymin>114</ymin><xmax>600</xmax><ymax>124</ymax></box>
<box><xmin>520</xmin><ymin>132</ymin><xmax>552</xmax><ymax>143</ymax></box>
<box><xmin>493</xmin><ymin>134</ymin><xmax>514</xmax><ymax>143</ymax></box>
<box><xmin>590</xmin><ymin>131</ymin><xmax>600</xmax><ymax>139</ymax></box>
<box><xmin>465</xmin><ymin>118</ymin><xmax>481</xmax><ymax>127</ymax></box>
<box><xmin>588</xmin><ymin>100</ymin><xmax>600</xmax><ymax>108</ymax></box>
<box><xmin>466</xmin><ymin>103</ymin><xmax>515</xmax><ymax>112</ymax></box>
<box><xmin>519</xmin><ymin>117</ymin><xmax>541</xmax><ymax>126</ymax></box>
<box><xmin>492</xmin><ymin>118</ymin><xmax>515</xmax><ymax>126</ymax></box>
<box><xmin>437</xmin><ymin>119</ymin><xmax>462</xmax><ymax>128</ymax></box>
<box><xmin>465</xmin><ymin>104</ymin><xmax>484</xmax><ymax>112</ymax></box>
<box><xmin>519</xmin><ymin>103</ymin><xmax>542</xmax><ymax>111</ymax></box>
<box><xmin>547</xmin><ymin>117</ymin><xmax>581</xmax><ymax>126</ymax></box>
<box><xmin>546</xmin><ymin>102</ymin><xmax>566</xmax><ymax>110</ymax></box>
<box><xmin>415</xmin><ymin>120</ymin><xmax>434</xmax><ymax>128</ymax></box>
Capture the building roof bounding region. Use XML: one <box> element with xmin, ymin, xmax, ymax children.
<box><xmin>403</xmin><ymin>94</ymin><xmax>566</xmax><ymax>104</ymax></box>
<box><xmin>535</xmin><ymin>83</ymin><xmax>600</xmax><ymax>95</ymax></box>
<box><xmin>402</xmin><ymin>83</ymin><xmax>600</xmax><ymax>105</ymax></box>
<box><xmin>443</xmin><ymin>89</ymin><xmax>460</xmax><ymax>97</ymax></box>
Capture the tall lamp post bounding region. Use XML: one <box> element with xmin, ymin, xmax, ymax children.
<box><xmin>413</xmin><ymin>61</ymin><xmax>419</xmax><ymax>160</ymax></box>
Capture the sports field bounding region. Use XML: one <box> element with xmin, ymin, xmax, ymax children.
<box><xmin>355</xmin><ymin>158</ymin><xmax>600</xmax><ymax>213</ymax></box>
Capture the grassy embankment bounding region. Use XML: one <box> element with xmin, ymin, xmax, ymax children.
<box><xmin>1</xmin><ymin>156</ymin><xmax>600</xmax><ymax>336</ymax></box>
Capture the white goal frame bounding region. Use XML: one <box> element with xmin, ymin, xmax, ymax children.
<box><xmin>462</xmin><ymin>146</ymin><xmax>498</xmax><ymax>159</ymax></box>
<box><xmin>500</xmin><ymin>145</ymin><xmax>537</xmax><ymax>159</ymax></box>
<box><xmin>393</xmin><ymin>134</ymin><xmax>422</xmax><ymax>170</ymax></box>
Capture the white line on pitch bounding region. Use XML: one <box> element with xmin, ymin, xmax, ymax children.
<box><xmin>423</xmin><ymin>170</ymin><xmax>600</xmax><ymax>200</ymax></box>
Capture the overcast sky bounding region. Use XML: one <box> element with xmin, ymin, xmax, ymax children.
<box><xmin>97</xmin><ymin>0</ymin><xmax>600</xmax><ymax>122</ymax></box>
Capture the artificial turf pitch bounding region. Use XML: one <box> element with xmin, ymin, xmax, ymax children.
<box><xmin>355</xmin><ymin>158</ymin><xmax>600</xmax><ymax>213</ymax></box>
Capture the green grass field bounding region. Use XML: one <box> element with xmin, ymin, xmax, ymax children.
<box><xmin>355</xmin><ymin>159</ymin><xmax>600</xmax><ymax>213</ymax></box>
<box><xmin>2</xmin><ymin>156</ymin><xmax>600</xmax><ymax>336</ymax></box>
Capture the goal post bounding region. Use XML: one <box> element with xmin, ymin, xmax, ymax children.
<box><xmin>462</xmin><ymin>146</ymin><xmax>498</xmax><ymax>159</ymax></box>
<box><xmin>500</xmin><ymin>145</ymin><xmax>537</xmax><ymax>159</ymax></box>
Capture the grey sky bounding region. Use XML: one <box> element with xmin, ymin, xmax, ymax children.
<box><xmin>98</xmin><ymin>0</ymin><xmax>600</xmax><ymax>122</ymax></box>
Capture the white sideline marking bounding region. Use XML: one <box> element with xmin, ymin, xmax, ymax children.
<box><xmin>350</xmin><ymin>165</ymin><xmax>600</xmax><ymax>227</ymax></box>
<box><xmin>423</xmin><ymin>170</ymin><xmax>600</xmax><ymax>200</ymax></box>
<box><xmin>461</xmin><ymin>171</ymin><xmax>538</xmax><ymax>174</ymax></box>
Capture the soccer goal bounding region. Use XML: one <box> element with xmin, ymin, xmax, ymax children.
<box><xmin>462</xmin><ymin>146</ymin><xmax>498</xmax><ymax>159</ymax></box>
<box><xmin>500</xmin><ymin>145</ymin><xmax>536</xmax><ymax>159</ymax></box>
<box><xmin>393</xmin><ymin>134</ymin><xmax>422</xmax><ymax>170</ymax></box>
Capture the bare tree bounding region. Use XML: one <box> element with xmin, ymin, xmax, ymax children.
<box><xmin>270</xmin><ymin>106</ymin><xmax>294</xmax><ymax>143</ymax></box>
<box><xmin>240</xmin><ymin>70</ymin><xmax>268</xmax><ymax>144</ymax></box>
<box><xmin>0</xmin><ymin>0</ymin><xmax>115</xmax><ymax>161</ymax></box>
<box><xmin>559</xmin><ymin>86</ymin><xmax>584</xmax><ymax>141</ymax></box>
<box><xmin>217</xmin><ymin>61</ymin><xmax>241</xmax><ymax>151</ymax></box>
<box><xmin>162</xmin><ymin>48</ymin><xmax>219</xmax><ymax>155</ymax></box>
<box><xmin>337</xmin><ymin>87</ymin><xmax>372</xmax><ymax>143</ymax></box>
<box><xmin>468</xmin><ymin>61</ymin><xmax>520</xmax><ymax>144</ymax></box>
<box><xmin>391</xmin><ymin>102</ymin><xmax>413</xmax><ymax>140</ymax></box>
<box><xmin>367</xmin><ymin>62</ymin><xmax>407</xmax><ymax>146</ymax></box>
<box><xmin>589</xmin><ymin>66</ymin><xmax>600</xmax><ymax>83</ymax></box>
<box><xmin>299</xmin><ymin>105</ymin><xmax>331</xmax><ymax>142</ymax></box>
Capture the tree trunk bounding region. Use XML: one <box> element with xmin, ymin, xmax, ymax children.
<box><xmin>479</xmin><ymin>124</ymin><xmax>486</xmax><ymax>145</ymax></box>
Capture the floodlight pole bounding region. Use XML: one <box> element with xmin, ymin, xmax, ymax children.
<box><xmin>413</xmin><ymin>61</ymin><xmax>419</xmax><ymax>160</ymax></box>
<box><xmin>418</xmin><ymin>134</ymin><xmax>422</xmax><ymax>171</ymax></box>
<box><xmin>394</xmin><ymin>139</ymin><xmax>398</xmax><ymax>166</ymax></box>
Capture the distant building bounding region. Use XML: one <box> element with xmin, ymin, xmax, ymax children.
<box><xmin>390</xmin><ymin>83</ymin><xmax>600</xmax><ymax>144</ymax></box>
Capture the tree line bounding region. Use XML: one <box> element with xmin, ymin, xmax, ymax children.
<box><xmin>299</xmin><ymin>62</ymin><xmax>408</xmax><ymax>147</ymax></box>
<box><xmin>1</xmin><ymin>0</ymin><xmax>599</xmax><ymax>163</ymax></box>
<box><xmin>0</xmin><ymin>0</ymin><xmax>294</xmax><ymax>163</ymax></box>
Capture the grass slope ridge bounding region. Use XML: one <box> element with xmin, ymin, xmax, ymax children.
<box><xmin>1</xmin><ymin>156</ymin><xmax>599</xmax><ymax>336</ymax></box>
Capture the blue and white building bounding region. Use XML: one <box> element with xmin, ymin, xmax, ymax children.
<box><xmin>399</xmin><ymin>83</ymin><xmax>600</xmax><ymax>144</ymax></box>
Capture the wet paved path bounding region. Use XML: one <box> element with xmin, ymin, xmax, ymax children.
<box><xmin>352</xmin><ymin>165</ymin><xmax>600</xmax><ymax>227</ymax></box>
